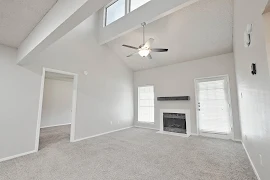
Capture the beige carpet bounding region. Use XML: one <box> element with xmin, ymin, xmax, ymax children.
<box><xmin>0</xmin><ymin>126</ymin><xmax>257</xmax><ymax>180</ymax></box>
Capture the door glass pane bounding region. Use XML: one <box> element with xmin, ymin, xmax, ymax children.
<box><xmin>198</xmin><ymin>79</ymin><xmax>231</xmax><ymax>134</ymax></box>
<box><xmin>106</xmin><ymin>0</ymin><xmax>125</xmax><ymax>26</ymax></box>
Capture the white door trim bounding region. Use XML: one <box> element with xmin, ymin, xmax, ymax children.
<box><xmin>194</xmin><ymin>75</ymin><xmax>234</xmax><ymax>140</ymax></box>
<box><xmin>35</xmin><ymin>68</ymin><xmax>78</xmax><ymax>152</ymax></box>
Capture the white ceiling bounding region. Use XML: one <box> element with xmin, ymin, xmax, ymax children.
<box><xmin>107</xmin><ymin>0</ymin><xmax>233</xmax><ymax>71</ymax></box>
<box><xmin>0</xmin><ymin>0</ymin><xmax>57</xmax><ymax>48</ymax></box>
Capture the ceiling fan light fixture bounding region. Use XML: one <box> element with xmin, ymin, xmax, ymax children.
<box><xmin>122</xmin><ymin>22</ymin><xmax>168</xmax><ymax>59</ymax></box>
<box><xmin>138</xmin><ymin>49</ymin><xmax>150</xmax><ymax>57</ymax></box>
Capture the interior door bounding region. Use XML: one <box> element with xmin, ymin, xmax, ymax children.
<box><xmin>195</xmin><ymin>76</ymin><xmax>233</xmax><ymax>139</ymax></box>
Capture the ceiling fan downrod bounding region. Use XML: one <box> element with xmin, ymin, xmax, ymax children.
<box><xmin>141</xmin><ymin>22</ymin><xmax>146</xmax><ymax>45</ymax></box>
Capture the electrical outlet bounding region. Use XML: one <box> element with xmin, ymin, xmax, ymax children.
<box><xmin>259</xmin><ymin>154</ymin><xmax>263</xmax><ymax>166</ymax></box>
<box><xmin>245</xmin><ymin>135</ymin><xmax>248</xmax><ymax>141</ymax></box>
<box><xmin>118</xmin><ymin>120</ymin><xmax>120</xmax><ymax>124</ymax></box>
<box><xmin>110</xmin><ymin>121</ymin><xmax>113</xmax><ymax>125</ymax></box>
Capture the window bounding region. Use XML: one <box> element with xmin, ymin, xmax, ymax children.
<box><xmin>138</xmin><ymin>86</ymin><xmax>154</xmax><ymax>123</ymax></box>
<box><xmin>105</xmin><ymin>0</ymin><xmax>126</xmax><ymax>26</ymax></box>
<box><xmin>130</xmin><ymin>0</ymin><xmax>151</xmax><ymax>12</ymax></box>
<box><xmin>105</xmin><ymin>0</ymin><xmax>151</xmax><ymax>26</ymax></box>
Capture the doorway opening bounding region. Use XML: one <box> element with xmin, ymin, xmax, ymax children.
<box><xmin>194</xmin><ymin>75</ymin><xmax>233</xmax><ymax>140</ymax></box>
<box><xmin>35</xmin><ymin>68</ymin><xmax>78</xmax><ymax>151</ymax></box>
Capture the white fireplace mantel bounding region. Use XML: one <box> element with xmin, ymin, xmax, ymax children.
<box><xmin>157</xmin><ymin>109</ymin><xmax>191</xmax><ymax>137</ymax></box>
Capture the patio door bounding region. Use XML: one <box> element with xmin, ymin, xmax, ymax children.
<box><xmin>195</xmin><ymin>76</ymin><xmax>233</xmax><ymax>139</ymax></box>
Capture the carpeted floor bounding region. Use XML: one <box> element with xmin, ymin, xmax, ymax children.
<box><xmin>0</xmin><ymin>126</ymin><xmax>257</xmax><ymax>180</ymax></box>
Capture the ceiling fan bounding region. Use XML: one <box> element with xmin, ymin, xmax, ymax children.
<box><xmin>122</xmin><ymin>22</ymin><xmax>168</xmax><ymax>59</ymax></box>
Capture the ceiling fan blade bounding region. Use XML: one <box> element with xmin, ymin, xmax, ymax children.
<box><xmin>143</xmin><ymin>38</ymin><xmax>154</xmax><ymax>49</ymax></box>
<box><xmin>151</xmin><ymin>48</ymin><xmax>168</xmax><ymax>52</ymax></box>
<box><xmin>147</xmin><ymin>54</ymin><xmax>152</xmax><ymax>59</ymax></box>
<box><xmin>122</xmin><ymin>44</ymin><xmax>138</xmax><ymax>50</ymax></box>
<box><xmin>127</xmin><ymin>51</ymin><xmax>139</xmax><ymax>57</ymax></box>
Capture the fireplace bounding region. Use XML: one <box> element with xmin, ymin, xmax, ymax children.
<box><xmin>158</xmin><ymin>109</ymin><xmax>191</xmax><ymax>137</ymax></box>
<box><xmin>163</xmin><ymin>113</ymin><xmax>186</xmax><ymax>134</ymax></box>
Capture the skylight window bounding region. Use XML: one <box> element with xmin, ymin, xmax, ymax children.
<box><xmin>130</xmin><ymin>0</ymin><xmax>151</xmax><ymax>12</ymax></box>
<box><xmin>105</xmin><ymin>0</ymin><xmax>126</xmax><ymax>26</ymax></box>
<box><xmin>105</xmin><ymin>0</ymin><xmax>151</xmax><ymax>26</ymax></box>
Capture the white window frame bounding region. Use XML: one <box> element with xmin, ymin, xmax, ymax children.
<box><xmin>194</xmin><ymin>75</ymin><xmax>234</xmax><ymax>140</ymax></box>
<box><xmin>138</xmin><ymin>85</ymin><xmax>155</xmax><ymax>124</ymax></box>
<box><xmin>104</xmin><ymin>0</ymin><xmax>150</xmax><ymax>26</ymax></box>
<box><xmin>104</xmin><ymin>0</ymin><xmax>130</xmax><ymax>27</ymax></box>
<box><xmin>129</xmin><ymin>0</ymin><xmax>150</xmax><ymax>12</ymax></box>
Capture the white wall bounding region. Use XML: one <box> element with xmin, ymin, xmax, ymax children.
<box><xmin>0</xmin><ymin>12</ymin><xmax>133</xmax><ymax>161</ymax></box>
<box><xmin>25</xmin><ymin>13</ymin><xmax>134</xmax><ymax>140</ymax></box>
<box><xmin>134</xmin><ymin>53</ymin><xmax>241</xmax><ymax>139</ymax></box>
<box><xmin>0</xmin><ymin>45</ymin><xmax>40</xmax><ymax>160</ymax></box>
<box><xmin>41</xmin><ymin>79</ymin><xmax>73</xmax><ymax>128</ymax></box>
<box><xmin>234</xmin><ymin>0</ymin><xmax>270</xmax><ymax>179</ymax></box>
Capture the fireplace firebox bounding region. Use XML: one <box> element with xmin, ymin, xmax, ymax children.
<box><xmin>163</xmin><ymin>113</ymin><xmax>186</xmax><ymax>134</ymax></box>
<box><xmin>158</xmin><ymin>109</ymin><xmax>190</xmax><ymax>137</ymax></box>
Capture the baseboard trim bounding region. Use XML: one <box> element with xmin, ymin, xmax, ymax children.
<box><xmin>41</xmin><ymin>123</ymin><xmax>71</xmax><ymax>129</ymax></box>
<box><xmin>0</xmin><ymin>150</ymin><xmax>36</xmax><ymax>163</ymax></box>
<box><xmin>73</xmin><ymin>126</ymin><xmax>133</xmax><ymax>142</ymax></box>
<box><xmin>134</xmin><ymin>125</ymin><xmax>159</xmax><ymax>131</ymax></box>
<box><xmin>233</xmin><ymin>138</ymin><xmax>242</xmax><ymax>142</ymax></box>
<box><xmin>242</xmin><ymin>143</ymin><xmax>261</xmax><ymax>180</ymax></box>
<box><xmin>191</xmin><ymin>133</ymin><xmax>242</xmax><ymax>142</ymax></box>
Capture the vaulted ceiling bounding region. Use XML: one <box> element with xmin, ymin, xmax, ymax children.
<box><xmin>107</xmin><ymin>0</ymin><xmax>233</xmax><ymax>71</ymax></box>
<box><xmin>0</xmin><ymin>0</ymin><xmax>57</xmax><ymax>48</ymax></box>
